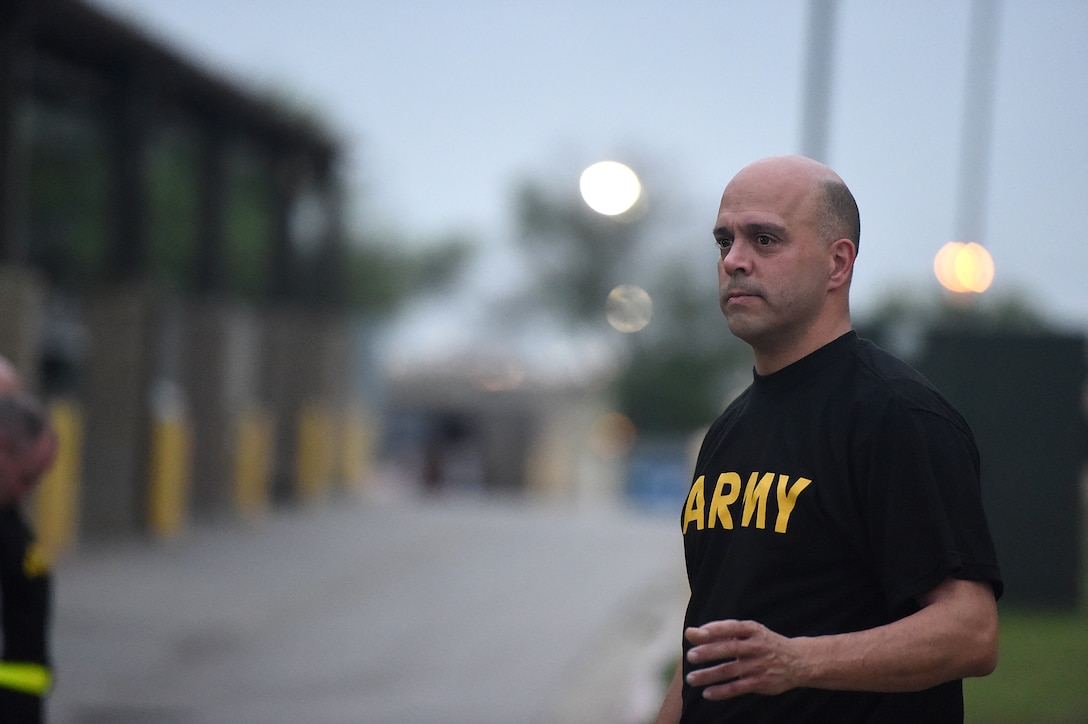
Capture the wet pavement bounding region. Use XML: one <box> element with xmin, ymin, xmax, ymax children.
<box><xmin>47</xmin><ymin>495</ymin><xmax>687</xmax><ymax>724</ymax></box>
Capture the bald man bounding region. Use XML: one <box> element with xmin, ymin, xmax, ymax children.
<box><xmin>654</xmin><ymin>157</ymin><xmax>1001</xmax><ymax>723</ymax></box>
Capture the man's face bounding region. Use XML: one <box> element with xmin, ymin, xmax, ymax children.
<box><xmin>713</xmin><ymin>162</ymin><xmax>833</xmax><ymax>351</ymax></box>
<box><xmin>0</xmin><ymin>433</ymin><xmax>57</xmax><ymax>506</ymax></box>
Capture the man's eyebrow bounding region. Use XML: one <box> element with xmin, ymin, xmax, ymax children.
<box><xmin>713</xmin><ymin>220</ymin><xmax>787</xmax><ymax>238</ymax></box>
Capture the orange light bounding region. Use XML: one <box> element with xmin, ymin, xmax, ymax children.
<box><xmin>934</xmin><ymin>242</ymin><xmax>994</xmax><ymax>293</ymax></box>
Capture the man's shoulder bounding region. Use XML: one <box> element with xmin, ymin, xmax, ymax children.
<box><xmin>848</xmin><ymin>335</ymin><xmax>923</xmax><ymax>378</ymax></box>
<box><xmin>847</xmin><ymin>336</ymin><xmax>970</xmax><ymax>430</ymax></box>
<box><xmin>848</xmin><ymin>336</ymin><xmax>937</xmax><ymax>396</ymax></box>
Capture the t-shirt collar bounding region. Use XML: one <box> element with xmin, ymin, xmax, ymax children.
<box><xmin>751</xmin><ymin>330</ymin><xmax>857</xmax><ymax>392</ymax></box>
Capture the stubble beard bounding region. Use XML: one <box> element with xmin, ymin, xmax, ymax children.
<box><xmin>720</xmin><ymin>292</ymin><xmax>815</xmax><ymax>357</ymax></box>
<box><xmin>720</xmin><ymin>295</ymin><xmax>768</xmax><ymax>346</ymax></box>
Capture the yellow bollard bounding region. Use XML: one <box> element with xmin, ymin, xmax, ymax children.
<box><xmin>340</xmin><ymin>406</ymin><xmax>376</xmax><ymax>494</ymax></box>
<box><xmin>31</xmin><ymin>399</ymin><xmax>83</xmax><ymax>559</ymax></box>
<box><xmin>146</xmin><ymin>413</ymin><xmax>191</xmax><ymax>539</ymax></box>
<box><xmin>233</xmin><ymin>407</ymin><xmax>273</xmax><ymax>518</ymax></box>
<box><xmin>295</xmin><ymin>402</ymin><xmax>335</xmax><ymax>501</ymax></box>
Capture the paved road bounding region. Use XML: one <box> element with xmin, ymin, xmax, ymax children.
<box><xmin>47</xmin><ymin>496</ymin><xmax>688</xmax><ymax>724</ymax></box>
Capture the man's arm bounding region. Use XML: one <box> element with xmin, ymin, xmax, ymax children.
<box><xmin>653</xmin><ymin>657</ymin><xmax>684</xmax><ymax>724</ymax></box>
<box><xmin>684</xmin><ymin>577</ymin><xmax>998</xmax><ymax>701</ymax></box>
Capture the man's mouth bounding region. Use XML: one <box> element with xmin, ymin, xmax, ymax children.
<box><xmin>725</xmin><ymin>288</ymin><xmax>761</xmax><ymax>301</ymax></box>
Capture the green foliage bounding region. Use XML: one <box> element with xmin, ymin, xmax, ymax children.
<box><xmin>859</xmin><ymin>285</ymin><xmax>1049</xmax><ymax>333</ymax></box>
<box><xmin>26</xmin><ymin>100</ymin><xmax>111</xmax><ymax>290</ymax></box>
<box><xmin>222</xmin><ymin>144</ymin><xmax>273</xmax><ymax>301</ymax></box>
<box><xmin>618</xmin><ymin>346</ymin><xmax>732</xmax><ymax>433</ymax></box>
<box><xmin>617</xmin><ymin>262</ymin><xmax>750</xmax><ymax>433</ymax></box>
<box><xmin>514</xmin><ymin>179</ymin><xmax>648</xmax><ymax>324</ymax></box>
<box><xmin>508</xmin><ymin>166</ymin><xmax>747</xmax><ymax>436</ymax></box>
<box><xmin>147</xmin><ymin>123</ymin><xmax>200</xmax><ymax>291</ymax></box>
<box><xmin>343</xmin><ymin>232</ymin><xmax>474</xmax><ymax>316</ymax></box>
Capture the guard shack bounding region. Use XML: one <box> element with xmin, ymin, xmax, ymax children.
<box><xmin>383</xmin><ymin>347</ymin><xmax>628</xmax><ymax>506</ymax></box>
<box><xmin>0</xmin><ymin>0</ymin><xmax>360</xmax><ymax>545</ymax></box>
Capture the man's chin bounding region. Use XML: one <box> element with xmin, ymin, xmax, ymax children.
<box><xmin>723</xmin><ymin>314</ymin><xmax>762</xmax><ymax>344</ymax></box>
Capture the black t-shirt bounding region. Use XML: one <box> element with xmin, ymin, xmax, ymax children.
<box><xmin>680</xmin><ymin>332</ymin><xmax>1002</xmax><ymax>723</ymax></box>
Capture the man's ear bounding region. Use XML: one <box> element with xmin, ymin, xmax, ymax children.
<box><xmin>828</xmin><ymin>238</ymin><xmax>857</xmax><ymax>290</ymax></box>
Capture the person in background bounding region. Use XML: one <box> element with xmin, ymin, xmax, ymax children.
<box><xmin>0</xmin><ymin>366</ymin><xmax>58</xmax><ymax>722</ymax></box>
<box><xmin>0</xmin><ymin>356</ymin><xmax>21</xmax><ymax>394</ymax></box>
<box><xmin>654</xmin><ymin>155</ymin><xmax>1002</xmax><ymax>723</ymax></box>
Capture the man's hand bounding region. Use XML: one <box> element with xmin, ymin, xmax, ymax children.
<box><xmin>684</xmin><ymin>620</ymin><xmax>806</xmax><ymax>700</ymax></box>
<box><xmin>682</xmin><ymin>578</ymin><xmax>999</xmax><ymax>701</ymax></box>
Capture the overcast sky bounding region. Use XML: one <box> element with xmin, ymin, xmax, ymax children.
<box><xmin>90</xmin><ymin>0</ymin><xmax>1088</xmax><ymax>331</ymax></box>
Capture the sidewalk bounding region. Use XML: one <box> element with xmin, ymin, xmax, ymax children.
<box><xmin>47</xmin><ymin>495</ymin><xmax>687</xmax><ymax>724</ymax></box>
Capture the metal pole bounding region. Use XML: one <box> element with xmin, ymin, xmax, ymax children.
<box><xmin>955</xmin><ymin>0</ymin><xmax>1002</xmax><ymax>244</ymax></box>
<box><xmin>800</xmin><ymin>0</ymin><xmax>838</xmax><ymax>162</ymax></box>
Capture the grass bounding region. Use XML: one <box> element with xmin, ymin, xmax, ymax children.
<box><xmin>963</xmin><ymin>606</ymin><xmax>1088</xmax><ymax>723</ymax></box>
<box><xmin>964</xmin><ymin>494</ymin><xmax>1088</xmax><ymax>723</ymax></box>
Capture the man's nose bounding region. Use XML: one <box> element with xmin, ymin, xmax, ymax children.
<box><xmin>720</xmin><ymin>241</ymin><xmax>752</xmax><ymax>276</ymax></box>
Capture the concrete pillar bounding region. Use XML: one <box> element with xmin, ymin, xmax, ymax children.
<box><xmin>261</xmin><ymin>307</ymin><xmax>355</xmax><ymax>504</ymax></box>
<box><xmin>0</xmin><ymin>265</ymin><xmax>44</xmax><ymax>389</ymax></box>
<box><xmin>314</xmin><ymin>312</ymin><xmax>356</xmax><ymax>492</ymax></box>
<box><xmin>80</xmin><ymin>283</ymin><xmax>158</xmax><ymax>537</ymax></box>
<box><xmin>182</xmin><ymin>295</ymin><xmax>232</xmax><ymax>518</ymax></box>
<box><xmin>183</xmin><ymin>296</ymin><xmax>265</xmax><ymax>520</ymax></box>
<box><xmin>261</xmin><ymin>306</ymin><xmax>307</xmax><ymax>504</ymax></box>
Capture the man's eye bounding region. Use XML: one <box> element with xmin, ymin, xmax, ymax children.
<box><xmin>756</xmin><ymin>234</ymin><xmax>773</xmax><ymax>246</ymax></box>
<box><xmin>716</xmin><ymin>238</ymin><xmax>732</xmax><ymax>250</ymax></box>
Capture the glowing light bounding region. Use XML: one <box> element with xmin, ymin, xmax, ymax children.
<box><xmin>934</xmin><ymin>243</ymin><xmax>968</xmax><ymax>293</ymax></box>
<box><xmin>934</xmin><ymin>242</ymin><xmax>994</xmax><ymax>294</ymax></box>
<box><xmin>606</xmin><ymin>284</ymin><xmax>652</xmax><ymax>332</ymax></box>
<box><xmin>589</xmin><ymin>412</ymin><xmax>638</xmax><ymax>459</ymax></box>
<box><xmin>579</xmin><ymin>161</ymin><xmax>641</xmax><ymax>216</ymax></box>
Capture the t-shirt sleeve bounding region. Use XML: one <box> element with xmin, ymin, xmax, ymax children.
<box><xmin>856</xmin><ymin>398</ymin><xmax>1003</xmax><ymax>613</ymax></box>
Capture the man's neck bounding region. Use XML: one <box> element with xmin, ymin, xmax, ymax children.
<box><xmin>752</xmin><ymin>318</ymin><xmax>853</xmax><ymax>376</ymax></box>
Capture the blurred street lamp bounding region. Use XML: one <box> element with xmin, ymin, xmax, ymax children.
<box><xmin>579</xmin><ymin>161</ymin><xmax>641</xmax><ymax>216</ymax></box>
<box><xmin>937</xmin><ymin>1</ymin><xmax>1001</xmax><ymax>301</ymax></box>
<box><xmin>934</xmin><ymin>241</ymin><xmax>994</xmax><ymax>294</ymax></box>
<box><xmin>606</xmin><ymin>284</ymin><xmax>653</xmax><ymax>332</ymax></box>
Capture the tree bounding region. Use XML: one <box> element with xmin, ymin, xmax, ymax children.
<box><xmin>615</xmin><ymin>260</ymin><xmax>749</xmax><ymax>434</ymax></box>
<box><xmin>857</xmin><ymin>285</ymin><xmax>1050</xmax><ymax>342</ymax></box>
<box><xmin>504</xmin><ymin>162</ymin><xmax>749</xmax><ymax>436</ymax></box>
<box><xmin>512</xmin><ymin>177</ymin><xmax>653</xmax><ymax>324</ymax></box>
<box><xmin>343</xmin><ymin>230</ymin><xmax>475</xmax><ymax>318</ymax></box>
<box><xmin>26</xmin><ymin>98</ymin><xmax>112</xmax><ymax>291</ymax></box>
